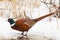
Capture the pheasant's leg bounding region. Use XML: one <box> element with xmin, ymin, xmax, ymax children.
<box><xmin>21</xmin><ymin>31</ymin><xmax>27</xmax><ymax>36</ymax></box>
<box><xmin>20</xmin><ymin>32</ymin><xmax>24</xmax><ymax>38</ymax></box>
<box><xmin>21</xmin><ymin>32</ymin><xmax>28</xmax><ymax>38</ymax></box>
<box><xmin>21</xmin><ymin>32</ymin><xmax>24</xmax><ymax>36</ymax></box>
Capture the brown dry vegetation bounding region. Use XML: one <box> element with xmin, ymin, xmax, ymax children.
<box><xmin>0</xmin><ymin>35</ymin><xmax>56</xmax><ymax>40</ymax></box>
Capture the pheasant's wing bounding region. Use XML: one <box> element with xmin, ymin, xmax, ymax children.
<box><xmin>15</xmin><ymin>18</ymin><xmax>27</xmax><ymax>25</ymax></box>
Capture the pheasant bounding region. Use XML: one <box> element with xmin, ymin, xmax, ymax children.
<box><xmin>8</xmin><ymin>11</ymin><xmax>57</xmax><ymax>37</ymax></box>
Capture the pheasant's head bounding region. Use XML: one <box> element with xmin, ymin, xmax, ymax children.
<box><xmin>8</xmin><ymin>18</ymin><xmax>15</xmax><ymax>26</ymax></box>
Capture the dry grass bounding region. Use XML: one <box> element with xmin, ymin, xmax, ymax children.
<box><xmin>0</xmin><ymin>35</ymin><xmax>56</xmax><ymax>40</ymax></box>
